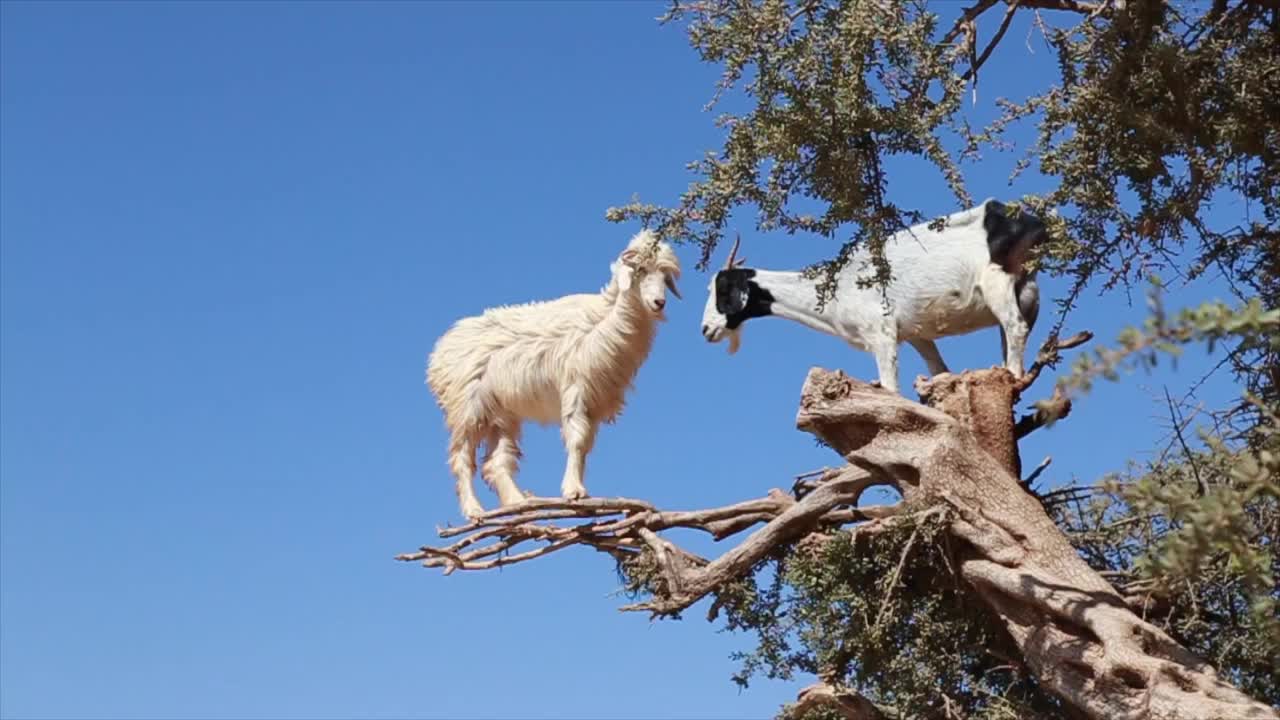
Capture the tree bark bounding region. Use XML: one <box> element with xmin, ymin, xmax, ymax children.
<box><xmin>787</xmin><ymin>683</ymin><xmax>887</xmax><ymax>720</ymax></box>
<box><xmin>797</xmin><ymin>367</ymin><xmax>1278</xmax><ymax>720</ymax></box>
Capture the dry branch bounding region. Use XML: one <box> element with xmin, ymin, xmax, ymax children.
<box><xmin>400</xmin><ymin>467</ymin><xmax>896</xmax><ymax>610</ymax></box>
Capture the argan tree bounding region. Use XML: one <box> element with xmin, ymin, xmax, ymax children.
<box><xmin>402</xmin><ymin>1</ymin><xmax>1279</xmax><ymax>718</ymax></box>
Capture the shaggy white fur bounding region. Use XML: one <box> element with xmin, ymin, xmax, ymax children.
<box><xmin>427</xmin><ymin>231</ymin><xmax>682</xmax><ymax>520</ymax></box>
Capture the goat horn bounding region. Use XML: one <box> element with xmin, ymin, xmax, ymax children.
<box><xmin>723</xmin><ymin>232</ymin><xmax>743</xmax><ymax>270</ymax></box>
<box><xmin>665</xmin><ymin>274</ymin><xmax>683</xmax><ymax>300</ymax></box>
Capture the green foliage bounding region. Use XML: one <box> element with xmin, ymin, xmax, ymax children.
<box><xmin>711</xmin><ymin>513</ymin><xmax>1068</xmax><ymax>719</ymax></box>
<box><xmin>992</xmin><ymin>0</ymin><xmax>1280</xmax><ymax>322</ymax></box>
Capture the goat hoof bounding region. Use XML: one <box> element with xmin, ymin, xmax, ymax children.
<box><xmin>460</xmin><ymin>500</ymin><xmax>486</xmax><ymax>521</ymax></box>
<box><xmin>561</xmin><ymin>486</ymin><xmax>588</xmax><ymax>501</ymax></box>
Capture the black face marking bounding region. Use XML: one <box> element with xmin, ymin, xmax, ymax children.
<box><xmin>714</xmin><ymin>268</ymin><xmax>774</xmax><ymax>329</ymax></box>
<box><xmin>983</xmin><ymin>200</ymin><xmax>1046</xmax><ymax>275</ymax></box>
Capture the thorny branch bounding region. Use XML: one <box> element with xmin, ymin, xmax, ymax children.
<box><xmin>1163</xmin><ymin>385</ymin><xmax>1209</xmax><ymax>497</ymax></box>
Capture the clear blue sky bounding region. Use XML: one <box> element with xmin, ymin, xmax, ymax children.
<box><xmin>0</xmin><ymin>2</ymin><xmax>1242</xmax><ymax>719</ymax></box>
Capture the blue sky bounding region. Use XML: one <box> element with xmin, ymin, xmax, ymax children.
<box><xmin>0</xmin><ymin>2</ymin><xmax>1243</xmax><ymax>719</ymax></box>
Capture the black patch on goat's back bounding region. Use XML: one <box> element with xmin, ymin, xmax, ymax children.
<box><xmin>983</xmin><ymin>200</ymin><xmax>1045</xmax><ymax>275</ymax></box>
<box><xmin>715</xmin><ymin>268</ymin><xmax>774</xmax><ymax>329</ymax></box>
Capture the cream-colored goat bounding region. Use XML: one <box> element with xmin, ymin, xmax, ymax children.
<box><xmin>426</xmin><ymin>231</ymin><xmax>682</xmax><ymax>520</ymax></box>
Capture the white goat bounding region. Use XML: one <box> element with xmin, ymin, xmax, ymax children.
<box><xmin>427</xmin><ymin>231</ymin><xmax>682</xmax><ymax>520</ymax></box>
<box><xmin>699</xmin><ymin>199</ymin><xmax>1043</xmax><ymax>393</ymax></box>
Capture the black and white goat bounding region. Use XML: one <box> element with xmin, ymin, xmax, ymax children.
<box><xmin>699</xmin><ymin>199</ymin><xmax>1043</xmax><ymax>393</ymax></box>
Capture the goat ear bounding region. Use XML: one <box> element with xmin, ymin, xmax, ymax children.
<box><xmin>619</xmin><ymin>249</ymin><xmax>640</xmax><ymax>267</ymax></box>
<box><xmin>715</xmin><ymin>274</ymin><xmax>748</xmax><ymax>315</ymax></box>
<box><xmin>616</xmin><ymin>263</ymin><xmax>635</xmax><ymax>291</ymax></box>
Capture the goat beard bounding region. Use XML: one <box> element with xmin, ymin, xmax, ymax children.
<box><xmin>727</xmin><ymin>328</ymin><xmax>742</xmax><ymax>354</ymax></box>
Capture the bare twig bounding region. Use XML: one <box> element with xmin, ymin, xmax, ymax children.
<box><xmin>872</xmin><ymin>518</ymin><xmax>925</xmax><ymax>631</ymax></box>
<box><xmin>1016</xmin><ymin>330</ymin><xmax>1095</xmax><ymax>392</ymax></box>
<box><xmin>963</xmin><ymin>0</ymin><xmax>1021</xmax><ymax>94</ymax></box>
<box><xmin>1163</xmin><ymin>386</ymin><xmax>1208</xmax><ymax>496</ymax></box>
<box><xmin>794</xmin><ymin>466</ymin><xmax>837</xmax><ymax>498</ymax></box>
<box><xmin>1022</xmin><ymin>455</ymin><xmax>1053</xmax><ymax>488</ymax></box>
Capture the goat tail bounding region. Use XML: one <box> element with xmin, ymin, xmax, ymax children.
<box><xmin>426</xmin><ymin>328</ymin><xmax>494</xmax><ymax>438</ymax></box>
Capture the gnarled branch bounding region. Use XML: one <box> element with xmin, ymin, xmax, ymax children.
<box><xmin>400</xmin><ymin>466</ymin><xmax>901</xmax><ymax>617</ymax></box>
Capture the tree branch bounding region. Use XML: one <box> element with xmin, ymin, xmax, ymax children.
<box><xmin>400</xmin><ymin>466</ymin><xmax>894</xmax><ymax>616</ymax></box>
<box><xmin>1010</xmin><ymin>331</ymin><xmax>1094</xmax><ymax>440</ymax></box>
<box><xmin>788</xmin><ymin>682</ymin><xmax>888</xmax><ymax>720</ymax></box>
<box><xmin>1163</xmin><ymin>385</ymin><xmax>1209</xmax><ymax>496</ymax></box>
<box><xmin>1017</xmin><ymin>330</ymin><xmax>1095</xmax><ymax>392</ymax></box>
<box><xmin>1015</xmin><ymin>389</ymin><xmax>1073</xmax><ymax>438</ymax></box>
<box><xmin>942</xmin><ymin>0</ymin><xmax>1103</xmax><ymax>52</ymax></box>
<box><xmin>1016</xmin><ymin>0</ymin><xmax>1105</xmax><ymax>12</ymax></box>
<box><xmin>963</xmin><ymin>0</ymin><xmax>1021</xmax><ymax>91</ymax></box>
<box><xmin>1022</xmin><ymin>454</ymin><xmax>1053</xmax><ymax>488</ymax></box>
<box><xmin>943</xmin><ymin>0</ymin><xmax>1002</xmax><ymax>47</ymax></box>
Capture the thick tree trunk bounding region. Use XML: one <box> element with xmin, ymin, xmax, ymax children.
<box><xmin>797</xmin><ymin>367</ymin><xmax>1278</xmax><ymax>720</ymax></box>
